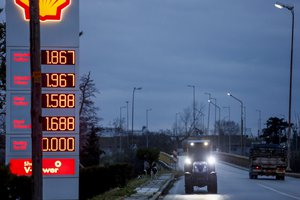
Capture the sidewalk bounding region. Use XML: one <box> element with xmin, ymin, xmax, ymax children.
<box><xmin>125</xmin><ymin>173</ymin><xmax>173</xmax><ymax>200</ymax></box>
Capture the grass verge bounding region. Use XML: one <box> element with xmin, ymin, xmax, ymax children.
<box><xmin>89</xmin><ymin>176</ymin><xmax>150</xmax><ymax>200</ymax></box>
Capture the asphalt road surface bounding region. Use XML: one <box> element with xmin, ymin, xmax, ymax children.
<box><xmin>163</xmin><ymin>162</ymin><xmax>300</xmax><ymax>200</ymax></box>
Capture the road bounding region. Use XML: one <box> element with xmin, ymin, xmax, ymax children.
<box><xmin>163</xmin><ymin>162</ymin><xmax>300</xmax><ymax>200</ymax></box>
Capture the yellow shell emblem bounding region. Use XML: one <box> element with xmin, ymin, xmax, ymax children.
<box><xmin>15</xmin><ymin>0</ymin><xmax>71</xmax><ymax>21</ymax></box>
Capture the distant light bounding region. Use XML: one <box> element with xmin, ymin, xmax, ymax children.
<box><xmin>190</xmin><ymin>142</ymin><xmax>194</xmax><ymax>146</ymax></box>
<box><xmin>204</xmin><ymin>141</ymin><xmax>209</xmax><ymax>146</ymax></box>
<box><xmin>227</xmin><ymin>92</ymin><xmax>231</xmax><ymax>96</ymax></box>
<box><xmin>208</xmin><ymin>99</ymin><xmax>211</xmax><ymax>103</ymax></box>
<box><xmin>275</xmin><ymin>3</ymin><xmax>283</xmax><ymax>9</ymax></box>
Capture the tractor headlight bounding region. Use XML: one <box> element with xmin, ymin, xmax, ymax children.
<box><xmin>207</xmin><ymin>156</ymin><xmax>216</xmax><ymax>165</ymax></box>
<box><xmin>185</xmin><ymin>157</ymin><xmax>192</xmax><ymax>165</ymax></box>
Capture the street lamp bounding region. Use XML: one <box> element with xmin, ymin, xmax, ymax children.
<box><xmin>256</xmin><ymin>109</ymin><xmax>262</xmax><ymax>136</ymax></box>
<box><xmin>146</xmin><ymin>108</ymin><xmax>152</xmax><ymax>130</ymax></box>
<box><xmin>227</xmin><ymin>92</ymin><xmax>244</xmax><ymax>155</ymax></box>
<box><xmin>175</xmin><ymin>112</ymin><xmax>180</xmax><ymax>136</ymax></box>
<box><xmin>208</xmin><ymin>99</ymin><xmax>221</xmax><ymax>150</ymax></box>
<box><xmin>204</xmin><ymin>92</ymin><xmax>211</xmax><ymax>135</ymax></box>
<box><xmin>223</xmin><ymin>106</ymin><xmax>231</xmax><ymax>121</ymax></box>
<box><xmin>119</xmin><ymin>106</ymin><xmax>126</xmax><ymax>151</ymax></box>
<box><xmin>188</xmin><ymin>85</ymin><xmax>196</xmax><ymax>133</ymax></box>
<box><xmin>131</xmin><ymin>87</ymin><xmax>142</xmax><ymax>147</ymax></box>
<box><xmin>274</xmin><ymin>2</ymin><xmax>294</xmax><ymax>171</ymax></box>
<box><xmin>146</xmin><ymin>108</ymin><xmax>152</xmax><ymax>148</ymax></box>
<box><xmin>223</xmin><ymin>106</ymin><xmax>231</xmax><ymax>153</ymax></box>
<box><xmin>120</xmin><ymin>106</ymin><xmax>126</xmax><ymax>129</ymax></box>
<box><xmin>210</xmin><ymin>97</ymin><xmax>217</xmax><ymax>135</ymax></box>
<box><xmin>125</xmin><ymin>101</ymin><xmax>129</xmax><ymax>147</ymax></box>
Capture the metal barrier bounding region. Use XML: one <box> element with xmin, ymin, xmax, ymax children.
<box><xmin>216</xmin><ymin>152</ymin><xmax>249</xmax><ymax>168</ymax></box>
<box><xmin>216</xmin><ymin>152</ymin><xmax>300</xmax><ymax>178</ymax></box>
<box><xmin>159</xmin><ymin>152</ymin><xmax>176</xmax><ymax>170</ymax></box>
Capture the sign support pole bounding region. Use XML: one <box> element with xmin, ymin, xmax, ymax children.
<box><xmin>29</xmin><ymin>0</ymin><xmax>43</xmax><ymax>199</ymax></box>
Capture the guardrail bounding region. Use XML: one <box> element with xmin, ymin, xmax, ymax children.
<box><xmin>159</xmin><ymin>152</ymin><xmax>176</xmax><ymax>170</ymax></box>
<box><xmin>159</xmin><ymin>151</ymin><xmax>300</xmax><ymax>178</ymax></box>
<box><xmin>216</xmin><ymin>151</ymin><xmax>300</xmax><ymax>178</ymax></box>
<box><xmin>216</xmin><ymin>152</ymin><xmax>249</xmax><ymax>168</ymax></box>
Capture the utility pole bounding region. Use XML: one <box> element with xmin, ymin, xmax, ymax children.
<box><xmin>188</xmin><ymin>85</ymin><xmax>195</xmax><ymax>134</ymax></box>
<box><xmin>227</xmin><ymin>92</ymin><xmax>244</xmax><ymax>155</ymax></box>
<box><xmin>205</xmin><ymin>92</ymin><xmax>211</xmax><ymax>135</ymax></box>
<box><xmin>29</xmin><ymin>0</ymin><xmax>43</xmax><ymax>199</ymax></box>
<box><xmin>256</xmin><ymin>109</ymin><xmax>261</xmax><ymax>136</ymax></box>
<box><xmin>126</xmin><ymin>101</ymin><xmax>129</xmax><ymax>147</ymax></box>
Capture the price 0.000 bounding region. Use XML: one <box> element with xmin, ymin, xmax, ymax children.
<box><xmin>42</xmin><ymin>117</ymin><xmax>75</xmax><ymax>131</ymax></box>
<box><xmin>42</xmin><ymin>93</ymin><xmax>75</xmax><ymax>108</ymax></box>
<box><xmin>42</xmin><ymin>137</ymin><xmax>75</xmax><ymax>152</ymax></box>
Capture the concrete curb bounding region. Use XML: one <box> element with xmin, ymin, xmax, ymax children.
<box><xmin>150</xmin><ymin>175</ymin><xmax>174</xmax><ymax>200</ymax></box>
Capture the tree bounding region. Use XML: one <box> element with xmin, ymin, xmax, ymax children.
<box><xmin>0</xmin><ymin>8</ymin><xmax>5</xmax><ymax>111</ymax></box>
<box><xmin>79</xmin><ymin>72</ymin><xmax>101</xmax><ymax>129</ymax></box>
<box><xmin>260</xmin><ymin>117</ymin><xmax>288</xmax><ymax>144</ymax></box>
<box><xmin>177</xmin><ymin>102</ymin><xmax>205</xmax><ymax>136</ymax></box>
<box><xmin>0</xmin><ymin>9</ymin><xmax>6</xmax><ymax>157</ymax></box>
<box><xmin>79</xmin><ymin>72</ymin><xmax>102</xmax><ymax>166</ymax></box>
<box><xmin>81</xmin><ymin>126</ymin><xmax>104</xmax><ymax>167</ymax></box>
<box><xmin>217</xmin><ymin>120</ymin><xmax>239</xmax><ymax>135</ymax></box>
<box><xmin>0</xmin><ymin>9</ymin><xmax>6</xmax><ymax>137</ymax></box>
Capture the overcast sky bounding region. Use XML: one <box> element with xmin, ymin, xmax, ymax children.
<box><xmin>2</xmin><ymin>0</ymin><xmax>300</xmax><ymax>135</ymax></box>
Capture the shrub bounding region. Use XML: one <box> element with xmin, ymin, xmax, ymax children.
<box><xmin>0</xmin><ymin>164</ymin><xmax>32</xmax><ymax>200</ymax></box>
<box><xmin>79</xmin><ymin>164</ymin><xmax>133</xmax><ymax>200</ymax></box>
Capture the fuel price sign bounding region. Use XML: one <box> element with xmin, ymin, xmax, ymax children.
<box><xmin>6</xmin><ymin>0</ymin><xmax>79</xmax><ymax>199</ymax></box>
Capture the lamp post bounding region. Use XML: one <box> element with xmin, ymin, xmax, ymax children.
<box><xmin>175</xmin><ymin>112</ymin><xmax>180</xmax><ymax>136</ymax></box>
<box><xmin>256</xmin><ymin>109</ymin><xmax>262</xmax><ymax>136</ymax></box>
<box><xmin>188</xmin><ymin>85</ymin><xmax>196</xmax><ymax>133</ymax></box>
<box><xmin>210</xmin><ymin>97</ymin><xmax>217</xmax><ymax>135</ymax></box>
<box><xmin>223</xmin><ymin>106</ymin><xmax>231</xmax><ymax>153</ymax></box>
<box><xmin>119</xmin><ymin>106</ymin><xmax>126</xmax><ymax>151</ymax></box>
<box><xmin>126</xmin><ymin>101</ymin><xmax>129</xmax><ymax>147</ymax></box>
<box><xmin>223</xmin><ymin>106</ymin><xmax>231</xmax><ymax>121</ymax></box>
<box><xmin>275</xmin><ymin>2</ymin><xmax>294</xmax><ymax>171</ymax></box>
<box><xmin>227</xmin><ymin>92</ymin><xmax>244</xmax><ymax>155</ymax></box>
<box><xmin>208</xmin><ymin>99</ymin><xmax>221</xmax><ymax>150</ymax></box>
<box><xmin>131</xmin><ymin>87</ymin><xmax>142</xmax><ymax>147</ymax></box>
<box><xmin>146</xmin><ymin>108</ymin><xmax>152</xmax><ymax>129</ymax></box>
<box><xmin>126</xmin><ymin>101</ymin><xmax>129</xmax><ymax>132</ymax></box>
<box><xmin>204</xmin><ymin>92</ymin><xmax>211</xmax><ymax>135</ymax></box>
<box><xmin>120</xmin><ymin>106</ymin><xmax>126</xmax><ymax>129</ymax></box>
<box><xmin>146</xmin><ymin>108</ymin><xmax>152</xmax><ymax>148</ymax></box>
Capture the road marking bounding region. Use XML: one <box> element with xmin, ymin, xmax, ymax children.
<box><xmin>258</xmin><ymin>184</ymin><xmax>300</xmax><ymax>200</ymax></box>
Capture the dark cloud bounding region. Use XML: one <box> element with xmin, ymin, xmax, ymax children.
<box><xmin>79</xmin><ymin>0</ymin><xmax>300</xmax><ymax>133</ymax></box>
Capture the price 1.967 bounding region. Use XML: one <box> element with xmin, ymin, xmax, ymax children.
<box><xmin>42</xmin><ymin>73</ymin><xmax>75</xmax><ymax>88</ymax></box>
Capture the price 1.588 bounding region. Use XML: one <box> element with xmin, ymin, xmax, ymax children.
<box><xmin>42</xmin><ymin>93</ymin><xmax>75</xmax><ymax>108</ymax></box>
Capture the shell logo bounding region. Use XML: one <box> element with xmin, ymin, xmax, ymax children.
<box><xmin>15</xmin><ymin>0</ymin><xmax>71</xmax><ymax>22</ymax></box>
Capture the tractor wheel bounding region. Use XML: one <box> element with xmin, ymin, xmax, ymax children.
<box><xmin>207</xmin><ymin>173</ymin><xmax>218</xmax><ymax>194</ymax></box>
